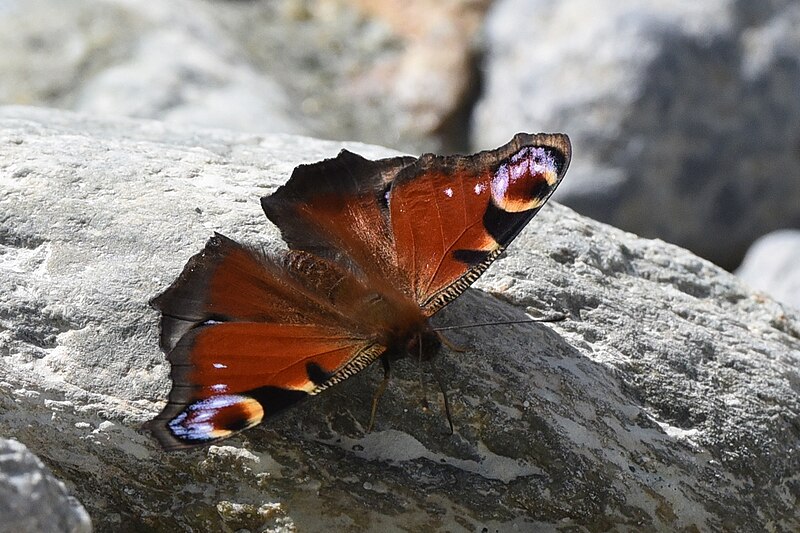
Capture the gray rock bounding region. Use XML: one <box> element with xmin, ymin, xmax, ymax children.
<box><xmin>736</xmin><ymin>230</ymin><xmax>800</xmax><ymax>310</ymax></box>
<box><xmin>183</xmin><ymin>0</ymin><xmax>489</xmax><ymax>153</ymax></box>
<box><xmin>0</xmin><ymin>438</ymin><xmax>91</xmax><ymax>533</ymax></box>
<box><xmin>0</xmin><ymin>105</ymin><xmax>798</xmax><ymax>531</ymax></box>
<box><xmin>0</xmin><ymin>0</ymin><xmax>486</xmax><ymax>153</ymax></box>
<box><xmin>0</xmin><ymin>0</ymin><xmax>307</xmax><ymax>136</ymax></box>
<box><xmin>473</xmin><ymin>0</ymin><xmax>800</xmax><ymax>269</ymax></box>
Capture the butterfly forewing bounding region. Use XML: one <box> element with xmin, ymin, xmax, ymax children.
<box><xmin>388</xmin><ymin>133</ymin><xmax>571</xmax><ymax>314</ymax></box>
<box><xmin>260</xmin><ymin>150</ymin><xmax>413</xmax><ymax>285</ymax></box>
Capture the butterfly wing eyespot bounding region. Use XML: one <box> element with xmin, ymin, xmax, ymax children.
<box><xmin>164</xmin><ymin>394</ymin><xmax>266</xmax><ymax>445</ymax></box>
<box><xmin>489</xmin><ymin>145</ymin><xmax>564</xmax><ymax>213</ymax></box>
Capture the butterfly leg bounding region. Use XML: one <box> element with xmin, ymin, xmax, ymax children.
<box><xmin>419</xmin><ymin>334</ymin><xmax>455</xmax><ymax>433</ymax></box>
<box><xmin>429</xmin><ymin>361</ymin><xmax>455</xmax><ymax>435</ymax></box>
<box><xmin>367</xmin><ymin>357</ymin><xmax>391</xmax><ymax>432</ymax></box>
<box><xmin>436</xmin><ymin>331</ymin><xmax>467</xmax><ymax>353</ymax></box>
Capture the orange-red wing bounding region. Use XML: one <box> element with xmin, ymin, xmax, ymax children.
<box><xmin>389</xmin><ymin>133</ymin><xmax>571</xmax><ymax>315</ymax></box>
<box><xmin>149</xmin><ymin>133</ymin><xmax>571</xmax><ymax>450</ymax></box>
<box><xmin>151</xmin><ymin>233</ymin><xmax>384</xmax><ymax>353</ymax></box>
<box><xmin>148</xmin><ymin>322</ymin><xmax>382</xmax><ymax>449</ymax></box>
<box><xmin>261</xmin><ymin>150</ymin><xmax>414</xmax><ymax>290</ymax></box>
<box><xmin>260</xmin><ymin>134</ymin><xmax>571</xmax><ymax>314</ymax></box>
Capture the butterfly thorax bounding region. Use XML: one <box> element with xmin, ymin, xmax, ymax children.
<box><xmin>355</xmin><ymin>286</ymin><xmax>441</xmax><ymax>362</ymax></box>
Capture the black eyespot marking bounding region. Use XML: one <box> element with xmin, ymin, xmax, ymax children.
<box><xmin>550</xmin><ymin>148</ymin><xmax>568</xmax><ymax>175</ymax></box>
<box><xmin>483</xmin><ymin>201</ymin><xmax>539</xmax><ymax>245</ymax></box>
<box><xmin>306</xmin><ymin>362</ymin><xmax>335</xmax><ymax>386</ymax></box>
<box><xmin>224</xmin><ymin>413</ymin><xmax>254</xmax><ymax>432</ymax></box>
<box><xmin>452</xmin><ymin>249</ymin><xmax>492</xmax><ymax>265</ymax></box>
<box><xmin>248</xmin><ymin>386</ymin><xmax>308</xmax><ymax>416</ymax></box>
<box><xmin>529</xmin><ymin>177</ymin><xmax>551</xmax><ymax>203</ymax></box>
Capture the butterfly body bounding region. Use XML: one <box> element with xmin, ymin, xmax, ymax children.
<box><xmin>148</xmin><ymin>133</ymin><xmax>571</xmax><ymax>450</ymax></box>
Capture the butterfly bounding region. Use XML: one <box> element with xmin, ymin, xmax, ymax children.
<box><xmin>147</xmin><ymin>133</ymin><xmax>571</xmax><ymax>450</ymax></box>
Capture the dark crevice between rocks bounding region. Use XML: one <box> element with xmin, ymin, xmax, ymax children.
<box><xmin>0</xmin><ymin>305</ymin><xmax>80</xmax><ymax>350</ymax></box>
<box><xmin>0</xmin><ymin>228</ymin><xmax>46</xmax><ymax>249</ymax></box>
<box><xmin>436</xmin><ymin>45</ymin><xmax>485</xmax><ymax>154</ymax></box>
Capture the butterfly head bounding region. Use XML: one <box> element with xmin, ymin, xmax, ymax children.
<box><xmin>382</xmin><ymin>320</ymin><xmax>441</xmax><ymax>362</ymax></box>
<box><xmin>407</xmin><ymin>326</ymin><xmax>442</xmax><ymax>362</ymax></box>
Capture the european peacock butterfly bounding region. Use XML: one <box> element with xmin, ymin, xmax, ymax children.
<box><xmin>147</xmin><ymin>133</ymin><xmax>571</xmax><ymax>450</ymax></box>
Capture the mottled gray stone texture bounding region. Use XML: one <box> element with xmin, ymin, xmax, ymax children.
<box><xmin>737</xmin><ymin>229</ymin><xmax>800</xmax><ymax>311</ymax></box>
<box><xmin>0</xmin><ymin>438</ymin><xmax>91</xmax><ymax>533</ymax></box>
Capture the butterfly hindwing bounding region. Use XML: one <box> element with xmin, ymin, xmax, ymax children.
<box><xmin>148</xmin><ymin>234</ymin><xmax>390</xmax><ymax>449</ymax></box>
<box><xmin>147</xmin><ymin>321</ymin><xmax>381</xmax><ymax>450</ymax></box>
<box><xmin>150</xmin><ymin>232</ymin><xmax>321</xmax><ymax>352</ymax></box>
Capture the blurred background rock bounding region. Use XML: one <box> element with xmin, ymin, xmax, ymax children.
<box><xmin>1</xmin><ymin>0</ymin><xmax>798</xmax><ymax>307</ymax></box>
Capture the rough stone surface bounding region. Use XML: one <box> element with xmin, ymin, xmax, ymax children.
<box><xmin>473</xmin><ymin>0</ymin><xmax>800</xmax><ymax>269</ymax></box>
<box><xmin>0</xmin><ymin>0</ymin><xmax>307</xmax><ymax>136</ymax></box>
<box><xmin>736</xmin><ymin>229</ymin><xmax>800</xmax><ymax>311</ymax></box>
<box><xmin>214</xmin><ymin>0</ymin><xmax>488</xmax><ymax>151</ymax></box>
<box><xmin>0</xmin><ymin>438</ymin><xmax>92</xmax><ymax>533</ymax></box>
<box><xmin>0</xmin><ymin>0</ymin><xmax>487</xmax><ymax>153</ymax></box>
<box><xmin>1</xmin><ymin>106</ymin><xmax>799</xmax><ymax>531</ymax></box>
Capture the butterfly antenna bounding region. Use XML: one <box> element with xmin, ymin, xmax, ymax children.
<box><xmin>432</xmin><ymin>313</ymin><xmax>567</xmax><ymax>332</ymax></box>
<box><xmin>367</xmin><ymin>358</ymin><xmax>391</xmax><ymax>433</ymax></box>
<box><xmin>437</xmin><ymin>331</ymin><xmax>467</xmax><ymax>353</ymax></box>
<box><xmin>425</xmin><ymin>314</ymin><xmax>566</xmax><ymax>434</ymax></box>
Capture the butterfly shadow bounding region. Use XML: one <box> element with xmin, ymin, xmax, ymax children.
<box><xmin>243</xmin><ymin>285</ymin><xmax>626</xmax><ymax>460</ymax></box>
<box><xmin>234</xmin><ymin>281</ymin><xmax>709</xmax><ymax>527</ymax></box>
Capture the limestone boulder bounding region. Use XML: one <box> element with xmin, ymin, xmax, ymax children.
<box><xmin>474</xmin><ymin>0</ymin><xmax>800</xmax><ymax>269</ymax></box>
<box><xmin>0</xmin><ymin>438</ymin><xmax>91</xmax><ymax>533</ymax></box>
<box><xmin>736</xmin><ymin>229</ymin><xmax>800</xmax><ymax>311</ymax></box>
<box><xmin>0</xmin><ymin>106</ymin><xmax>798</xmax><ymax>531</ymax></box>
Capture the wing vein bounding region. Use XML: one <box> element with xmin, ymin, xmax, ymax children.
<box><xmin>226</xmin><ymin>342</ymin><xmax>370</xmax><ymax>378</ymax></box>
<box><xmin>421</xmin><ymin>213</ymin><xmax>485</xmax><ymax>299</ymax></box>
